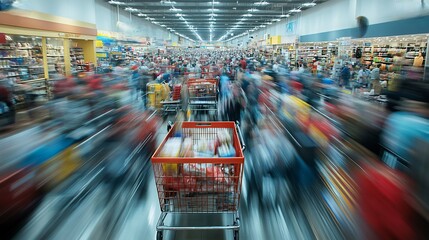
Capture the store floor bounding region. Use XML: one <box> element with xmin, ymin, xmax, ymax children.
<box><xmin>14</xmin><ymin>116</ymin><xmax>324</xmax><ymax>240</ymax></box>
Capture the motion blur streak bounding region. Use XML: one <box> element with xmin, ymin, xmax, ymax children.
<box><xmin>1</xmin><ymin>52</ymin><xmax>429</xmax><ymax>240</ymax></box>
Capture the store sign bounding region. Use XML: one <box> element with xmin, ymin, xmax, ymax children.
<box><xmin>96</xmin><ymin>52</ymin><xmax>108</xmax><ymax>58</ymax></box>
<box><xmin>58</xmin><ymin>33</ymin><xmax>82</xmax><ymax>38</ymax></box>
<box><xmin>286</xmin><ymin>21</ymin><xmax>296</xmax><ymax>35</ymax></box>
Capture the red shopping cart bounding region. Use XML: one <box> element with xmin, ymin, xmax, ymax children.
<box><xmin>187</xmin><ymin>79</ymin><xmax>218</xmax><ymax>120</ymax></box>
<box><xmin>151</xmin><ymin>121</ymin><xmax>245</xmax><ymax>240</ymax></box>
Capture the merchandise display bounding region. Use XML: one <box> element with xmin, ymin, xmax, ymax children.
<box><xmin>0</xmin><ymin>35</ymin><xmax>44</xmax><ymax>81</ymax></box>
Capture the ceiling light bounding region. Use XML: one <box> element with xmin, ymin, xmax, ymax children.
<box><xmin>169</xmin><ymin>7</ymin><xmax>182</xmax><ymax>11</ymax></box>
<box><xmin>254</xmin><ymin>1</ymin><xmax>269</xmax><ymax>6</ymax></box>
<box><xmin>243</xmin><ymin>13</ymin><xmax>252</xmax><ymax>17</ymax></box>
<box><xmin>137</xmin><ymin>13</ymin><xmax>147</xmax><ymax>17</ymax></box>
<box><xmin>161</xmin><ymin>24</ymin><xmax>166</xmax><ymax>27</ymax></box>
<box><xmin>152</xmin><ymin>21</ymin><xmax>159</xmax><ymax>24</ymax></box>
<box><xmin>210</xmin><ymin>1</ymin><xmax>220</xmax><ymax>4</ymax></box>
<box><xmin>260</xmin><ymin>24</ymin><xmax>266</xmax><ymax>28</ymax></box>
<box><xmin>160</xmin><ymin>0</ymin><xmax>177</xmax><ymax>4</ymax></box>
<box><xmin>240</xmin><ymin>18</ymin><xmax>247</xmax><ymax>21</ymax></box>
<box><xmin>208</xmin><ymin>13</ymin><xmax>218</xmax><ymax>17</ymax></box>
<box><xmin>233</xmin><ymin>7</ymin><xmax>237</xmax><ymax>10</ymax></box>
<box><xmin>209</xmin><ymin>8</ymin><xmax>220</xmax><ymax>11</ymax></box>
<box><xmin>108</xmin><ymin>1</ymin><xmax>125</xmax><ymax>5</ymax></box>
<box><xmin>176</xmin><ymin>13</ymin><xmax>183</xmax><ymax>17</ymax></box>
<box><xmin>302</xmin><ymin>2</ymin><xmax>317</xmax><ymax>7</ymax></box>
<box><xmin>280</xmin><ymin>14</ymin><xmax>290</xmax><ymax>18</ymax></box>
<box><xmin>125</xmin><ymin>7</ymin><xmax>139</xmax><ymax>12</ymax></box>
<box><xmin>272</xmin><ymin>18</ymin><xmax>281</xmax><ymax>22</ymax></box>
<box><xmin>248</xmin><ymin>8</ymin><xmax>259</xmax><ymax>12</ymax></box>
<box><xmin>266</xmin><ymin>22</ymin><xmax>272</xmax><ymax>25</ymax></box>
<box><xmin>290</xmin><ymin>8</ymin><xmax>302</xmax><ymax>13</ymax></box>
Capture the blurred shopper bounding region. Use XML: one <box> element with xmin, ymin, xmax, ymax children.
<box><xmin>381</xmin><ymin>81</ymin><xmax>429</xmax><ymax>172</ymax></box>
<box><xmin>370</xmin><ymin>64</ymin><xmax>380</xmax><ymax>88</ymax></box>
<box><xmin>0</xmin><ymin>83</ymin><xmax>15</xmax><ymax>125</ymax></box>
<box><xmin>129</xmin><ymin>65</ymin><xmax>140</xmax><ymax>101</ymax></box>
<box><xmin>358</xmin><ymin>65</ymin><xmax>370</xmax><ymax>87</ymax></box>
<box><xmin>340</xmin><ymin>63</ymin><xmax>351</xmax><ymax>88</ymax></box>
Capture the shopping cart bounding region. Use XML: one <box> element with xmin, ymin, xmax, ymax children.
<box><xmin>147</xmin><ymin>83</ymin><xmax>170</xmax><ymax>109</ymax></box>
<box><xmin>187</xmin><ymin>79</ymin><xmax>218</xmax><ymax>120</ymax></box>
<box><xmin>160</xmin><ymin>83</ymin><xmax>182</xmax><ymax>118</ymax></box>
<box><xmin>151</xmin><ymin>121</ymin><xmax>245</xmax><ymax>240</ymax></box>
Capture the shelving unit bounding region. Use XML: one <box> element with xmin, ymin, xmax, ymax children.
<box><xmin>70</xmin><ymin>47</ymin><xmax>86</xmax><ymax>72</ymax></box>
<box><xmin>46</xmin><ymin>38</ymin><xmax>66</xmax><ymax>79</ymax></box>
<box><xmin>0</xmin><ymin>36</ymin><xmax>44</xmax><ymax>82</ymax></box>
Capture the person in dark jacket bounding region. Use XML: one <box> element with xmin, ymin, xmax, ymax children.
<box><xmin>340</xmin><ymin>64</ymin><xmax>351</xmax><ymax>88</ymax></box>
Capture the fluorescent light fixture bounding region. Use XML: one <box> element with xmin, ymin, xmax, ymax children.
<box><xmin>280</xmin><ymin>14</ymin><xmax>290</xmax><ymax>18</ymax></box>
<box><xmin>248</xmin><ymin>8</ymin><xmax>259</xmax><ymax>12</ymax></box>
<box><xmin>260</xmin><ymin>24</ymin><xmax>266</xmax><ymax>27</ymax></box>
<box><xmin>146</xmin><ymin>17</ymin><xmax>154</xmax><ymax>20</ymax></box>
<box><xmin>208</xmin><ymin>13</ymin><xmax>218</xmax><ymax>17</ymax></box>
<box><xmin>125</xmin><ymin>7</ymin><xmax>139</xmax><ymax>12</ymax></box>
<box><xmin>169</xmin><ymin>7</ymin><xmax>182</xmax><ymax>11</ymax></box>
<box><xmin>209</xmin><ymin>8</ymin><xmax>220</xmax><ymax>11</ymax></box>
<box><xmin>272</xmin><ymin>18</ymin><xmax>281</xmax><ymax>22</ymax></box>
<box><xmin>108</xmin><ymin>1</ymin><xmax>125</xmax><ymax>5</ymax></box>
<box><xmin>210</xmin><ymin>1</ymin><xmax>220</xmax><ymax>4</ymax></box>
<box><xmin>161</xmin><ymin>0</ymin><xmax>177</xmax><ymax>4</ymax></box>
<box><xmin>240</xmin><ymin>18</ymin><xmax>247</xmax><ymax>21</ymax></box>
<box><xmin>266</xmin><ymin>22</ymin><xmax>272</xmax><ymax>25</ymax></box>
<box><xmin>209</xmin><ymin>21</ymin><xmax>215</xmax><ymax>24</ymax></box>
<box><xmin>290</xmin><ymin>8</ymin><xmax>302</xmax><ymax>12</ymax></box>
<box><xmin>152</xmin><ymin>21</ymin><xmax>159</xmax><ymax>24</ymax></box>
<box><xmin>243</xmin><ymin>13</ymin><xmax>252</xmax><ymax>17</ymax></box>
<box><xmin>254</xmin><ymin>1</ymin><xmax>269</xmax><ymax>6</ymax></box>
<box><xmin>302</xmin><ymin>2</ymin><xmax>316</xmax><ymax>7</ymax></box>
<box><xmin>176</xmin><ymin>13</ymin><xmax>183</xmax><ymax>17</ymax></box>
<box><xmin>161</xmin><ymin>24</ymin><xmax>166</xmax><ymax>27</ymax></box>
<box><xmin>137</xmin><ymin>13</ymin><xmax>147</xmax><ymax>17</ymax></box>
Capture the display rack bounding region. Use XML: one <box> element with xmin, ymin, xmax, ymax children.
<box><xmin>70</xmin><ymin>47</ymin><xmax>85</xmax><ymax>73</ymax></box>
<box><xmin>46</xmin><ymin>38</ymin><xmax>65</xmax><ymax>79</ymax></box>
<box><xmin>0</xmin><ymin>37</ymin><xmax>44</xmax><ymax>81</ymax></box>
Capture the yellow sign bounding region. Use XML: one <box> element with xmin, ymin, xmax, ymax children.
<box><xmin>96</xmin><ymin>40</ymin><xmax>104</xmax><ymax>48</ymax></box>
<box><xmin>58</xmin><ymin>33</ymin><xmax>82</xmax><ymax>38</ymax></box>
<box><xmin>96</xmin><ymin>52</ymin><xmax>108</xmax><ymax>58</ymax></box>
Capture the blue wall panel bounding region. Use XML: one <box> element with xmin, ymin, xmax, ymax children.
<box><xmin>300</xmin><ymin>15</ymin><xmax>429</xmax><ymax>42</ymax></box>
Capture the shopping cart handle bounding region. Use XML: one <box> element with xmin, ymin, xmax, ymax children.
<box><xmin>236</xmin><ymin>121</ymin><xmax>246</xmax><ymax>152</ymax></box>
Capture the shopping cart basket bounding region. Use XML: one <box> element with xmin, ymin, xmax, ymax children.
<box><xmin>187</xmin><ymin>79</ymin><xmax>218</xmax><ymax>119</ymax></box>
<box><xmin>151</xmin><ymin>121</ymin><xmax>245</xmax><ymax>240</ymax></box>
<box><xmin>160</xmin><ymin>84</ymin><xmax>182</xmax><ymax>118</ymax></box>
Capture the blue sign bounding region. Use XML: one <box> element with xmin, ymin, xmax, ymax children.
<box><xmin>286</xmin><ymin>21</ymin><xmax>295</xmax><ymax>34</ymax></box>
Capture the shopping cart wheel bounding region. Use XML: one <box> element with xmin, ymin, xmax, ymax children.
<box><xmin>234</xmin><ymin>230</ymin><xmax>239</xmax><ymax>240</ymax></box>
<box><xmin>156</xmin><ymin>231</ymin><xmax>163</xmax><ymax>240</ymax></box>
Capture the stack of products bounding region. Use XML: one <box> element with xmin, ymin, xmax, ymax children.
<box><xmin>159</xmin><ymin>128</ymin><xmax>237</xmax><ymax>194</ymax></box>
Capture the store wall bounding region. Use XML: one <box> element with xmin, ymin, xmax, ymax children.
<box><xmin>13</xmin><ymin>0</ymin><xmax>96</xmax><ymax>24</ymax></box>
<box><xmin>94</xmin><ymin>0</ymin><xmax>179</xmax><ymax>43</ymax></box>
<box><xmin>227</xmin><ymin>0</ymin><xmax>429</xmax><ymax>45</ymax></box>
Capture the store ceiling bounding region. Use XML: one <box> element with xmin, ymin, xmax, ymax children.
<box><xmin>106</xmin><ymin>0</ymin><xmax>329</xmax><ymax>42</ymax></box>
